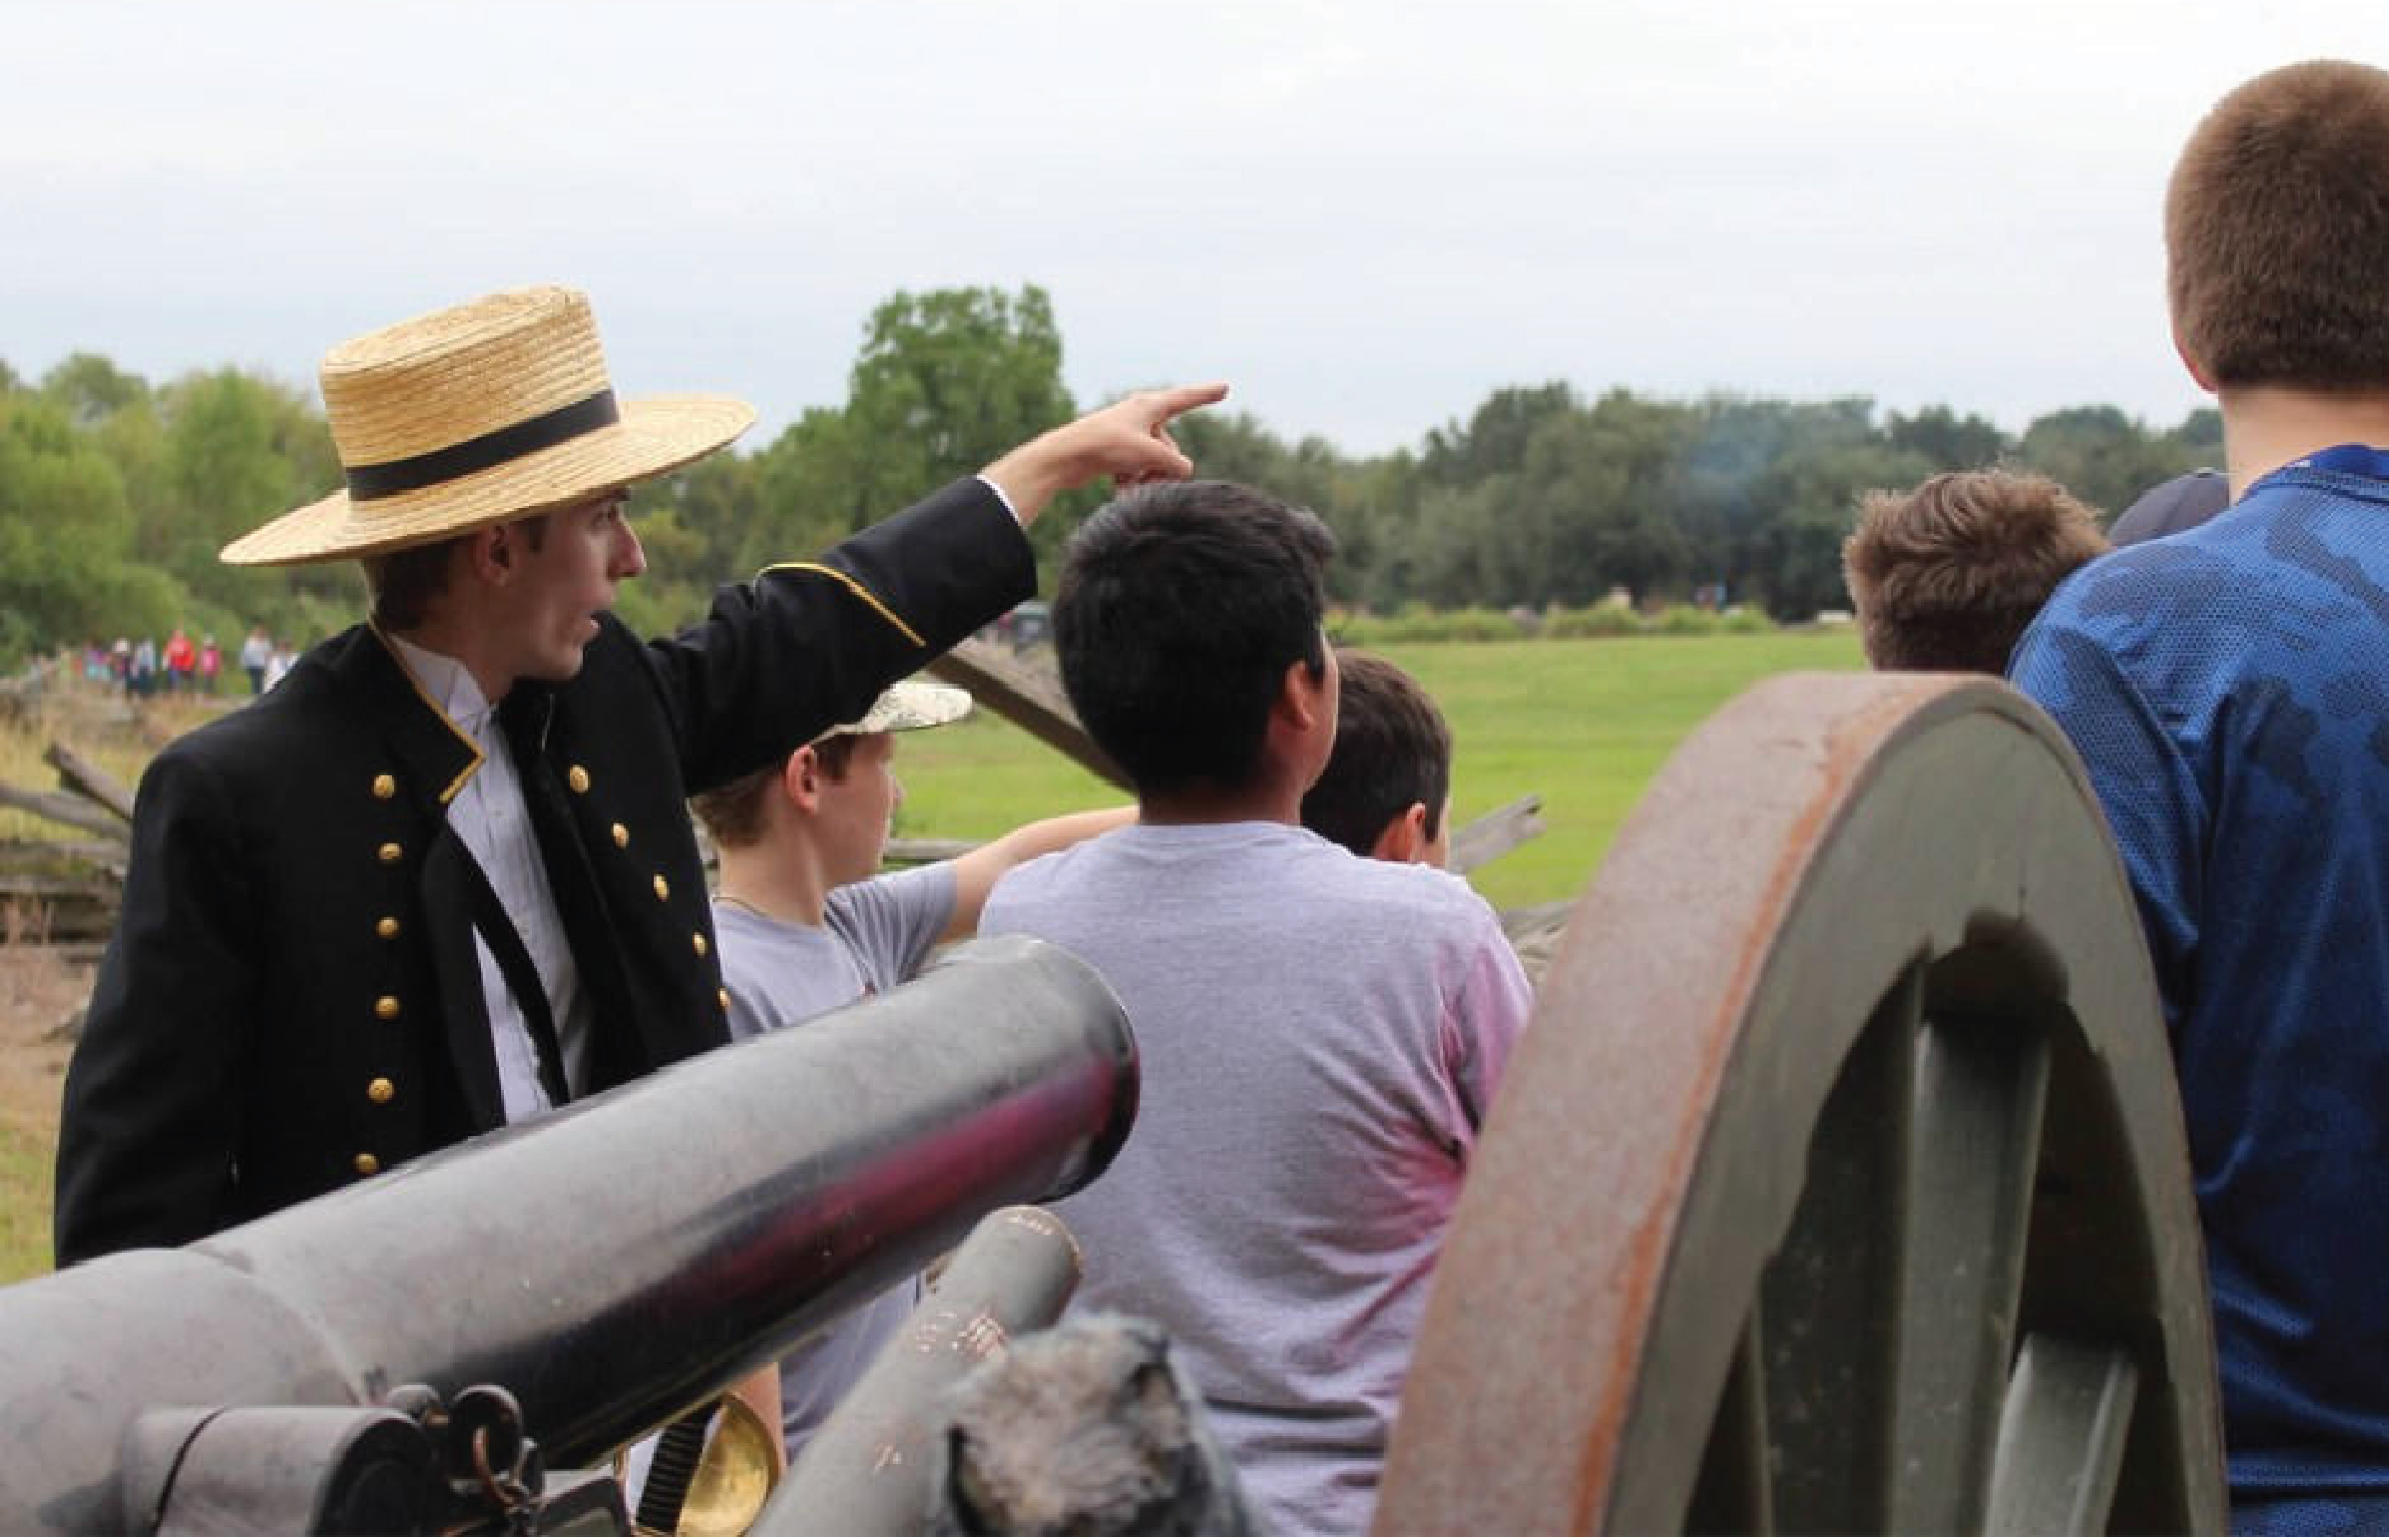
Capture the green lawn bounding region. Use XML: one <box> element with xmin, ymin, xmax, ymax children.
<box><xmin>894</xmin><ymin>631</ymin><xmax>1866</xmax><ymax>909</ymax></box>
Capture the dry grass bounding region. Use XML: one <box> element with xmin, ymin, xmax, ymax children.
<box><xmin>0</xmin><ymin>919</ymin><xmax>89</xmax><ymax>1283</ymax></box>
<box><xmin>0</xmin><ymin>678</ymin><xmax>227</xmax><ymax>841</ymax></box>
<box><xmin>0</xmin><ymin>679</ymin><xmax>187</xmax><ymax>1283</ymax></box>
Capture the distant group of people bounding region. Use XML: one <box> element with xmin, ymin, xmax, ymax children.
<box><xmin>44</xmin><ymin>54</ymin><xmax>2389</xmax><ymax>1539</ymax></box>
<box><xmin>74</xmin><ymin>624</ymin><xmax>298</xmax><ymax>699</ymax></box>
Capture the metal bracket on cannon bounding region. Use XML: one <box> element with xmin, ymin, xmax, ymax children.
<box><xmin>117</xmin><ymin>1384</ymin><xmax>624</xmax><ymax>1536</ymax></box>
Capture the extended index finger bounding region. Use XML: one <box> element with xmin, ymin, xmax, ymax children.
<box><xmin>1135</xmin><ymin>382</ymin><xmax>1230</xmax><ymax>424</ymax></box>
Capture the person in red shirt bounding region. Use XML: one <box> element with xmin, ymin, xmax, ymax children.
<box><xmin>162</xmin><ymin>628</ymin><xmax>196</xmax><ymax>695</ymax></box>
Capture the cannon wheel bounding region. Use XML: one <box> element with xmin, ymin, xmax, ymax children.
<box><xmin>1377</xmin><ymin>674</ymin><xmax>2225</xmax><ymax>1535</ymax></box>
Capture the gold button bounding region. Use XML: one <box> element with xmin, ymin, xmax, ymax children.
<box><xmin>367</xmin><ymin>1076</ymin><xmax>395</xmax><ymax>1104</ymax></box>
<box><xmin>611</xmin><ymin>822</ymin><xmax>629</xmax><ymax>848</ymax></box>
<box><xmin>354</xmin><ymin>1153</ymin><xmax>381</xmax><ymax>1177</ymax></box>
<box><xmin>567</xmin><ymin>765</ymin><xmax>591</xmax><ymax>793</ymax></box>
<box><xmin>378</xmin><ymin>841</ymin><xmax>404</xmax><ymax>864</ymax></box>
<box><xmin>717</xmin><ymin>987</ymin><xmax>731</xmax><ymax>1011</ymax></box>
<box><xmin>692</xmin><ymin>932</ymin><xmax>708</xmax><ymax>958</ymax></box>
<box><xmin>652</xmin><ymin>874</ymin><xmax>670</xmax><ymax>901</ymax></box>
<box><xmin>375</xmin><ymin>995</ymin><xmax>401</xmax><ymax>1020</ymax></box>
<box><xmin>372</xmin><ymin>773</ymin><xmax>396</xmax><ymax>800</ymax></box>
<box><xmin>377</xmin><ymin>916</ymin><xmax>401</xmax><ymax>940</ymax></box>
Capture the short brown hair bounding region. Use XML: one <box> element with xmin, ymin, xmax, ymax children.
<box><xmin>362</xmin><ymin>515</ymin><xmax>549</xmax><ymax>631</ymax></box>
<box><xmin>1300</xmin><ymin>650</ymin><xmax>1453</xmax><ymax>859</ymax></box>
<box><xmin>2168</xmin><ymin>59</ymin><xmax>2389</xmax><ymax>390</ymax></box>
<box><xmin>1844</xmin><ymin>470</ymin><xmax>2109</xmax><ymax>674</ymax></box>
<box><xmin>690</xmin><ymin>733</ymin><xmax>859</xmax><ymax>851</ymax></box>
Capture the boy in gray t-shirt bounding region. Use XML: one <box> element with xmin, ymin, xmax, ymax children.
<box><xmin>982</xmin><ymin>482</ymin><xmax>1532</xmax><ymax>1535</ymax></box>
<box><xmin>687</xmin><ymin>679</ymin><xmax>1130</xmax><ymax>1463</ymax></box>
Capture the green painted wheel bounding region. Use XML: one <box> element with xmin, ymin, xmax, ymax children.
<box><xmin>1378</xmin><ymin>674</ymin><xmax>2225</xmax><ymax>1536</ymax></box>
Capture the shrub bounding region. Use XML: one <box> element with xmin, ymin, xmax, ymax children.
<box><xmin>1545</xmin><ymin>603</ymin><xmax>1642</xmax><ymax>639</ymax></box>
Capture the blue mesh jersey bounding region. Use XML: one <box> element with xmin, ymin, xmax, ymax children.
<box><xmin>2011</xmin><ymin>449</ymin><xmax>2389</xmax><ymax>1502</ymax></box>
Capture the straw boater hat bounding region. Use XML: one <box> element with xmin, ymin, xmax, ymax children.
<box><xmin>221</xmin><ymin>285</ymin><xmax>755</xmax><ymax>566</ymax></box>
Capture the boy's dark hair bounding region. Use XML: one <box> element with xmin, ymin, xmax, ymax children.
<box><xmin>1301</xmin><ymin>650</ymin><xmax>1453</xmax><ymax>859</ymax></box>
<box><xmin>1844</xmin><ymin>469</ymin><xmax>2109</xmax><ymax>674</ymax></box>
<box><xmin>1054</xmin><ymin>480</ymin><xmax>1335</xmax><ymax>797</ymax></box>
<box><xmin>2168</xmin><ymin>59</ymin><xmax>2389</xmax><ymax>390</ymax></box>
<box><xmin>690</xmin><ymin>733</ymin><xmax>859</xmax><ymax>850</ymax></box>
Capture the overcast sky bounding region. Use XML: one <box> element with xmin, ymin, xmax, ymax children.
<box><xmin>5</xmin><ymin>1</ymin><xmax>2383</xmax><ymax>456</ymax></box>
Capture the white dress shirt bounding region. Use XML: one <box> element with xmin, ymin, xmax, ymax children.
<box><xmin>386</xmin><ymin>633</ymin><xmax>590</xmax><ymax>1123</ymax></box>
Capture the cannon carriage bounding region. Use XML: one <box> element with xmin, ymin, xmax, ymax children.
<box><xmin>0</xmin><ymin>673</ymin><xmax>2223</xmax><ymax>1534</ymax></box>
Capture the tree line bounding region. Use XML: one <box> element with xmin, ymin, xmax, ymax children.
<box><xmin>0</xmin><ymin>284</ymin><xmax>2221</xmax><ymax>670</ymax></box>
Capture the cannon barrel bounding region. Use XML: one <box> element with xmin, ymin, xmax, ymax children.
<box><xmin>0</xmin><ymin>935</ymin><xmax>1137</xmax><ymax>1536</ymax></box>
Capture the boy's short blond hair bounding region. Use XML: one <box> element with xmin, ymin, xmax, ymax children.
<box><xmin>1844</xmin><ymin>469</ymin><xmax>2109</xmax><ymax>674</ymax></box>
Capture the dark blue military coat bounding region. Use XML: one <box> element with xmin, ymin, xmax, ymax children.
<box><xmin>54</xmin><ymin>479</ymin><xmax>1031</xmax><ymax>1263</ymax></box>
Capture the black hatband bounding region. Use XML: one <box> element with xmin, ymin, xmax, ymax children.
<box><xmin>344</xmin><ymin>390</ymin><xmax>620</xmax><ymax>501</ymax></box>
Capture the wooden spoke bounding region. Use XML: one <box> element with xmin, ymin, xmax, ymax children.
<box><xmin>1753</xmin><ymin>962</ymin><xmax>1921</xmax><ymax>1534</ymax></box>
<box><xmin>1985</xmin><ymin>1334</ymin><xmax>2141</xmax><ymax>1535</ymax></box>
<box><xmin>1887</xmin><ymin>1012</ymin><xmax>2051</xmax><ymax>1533</ymax></box>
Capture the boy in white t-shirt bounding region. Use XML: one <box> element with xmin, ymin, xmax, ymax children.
<box><xmin>981</xmin><ymin>482</ymin><xmax>1532</xmax><ymax>1535</ymax></box>
<box><xmin>687</xmin><ymin>679</ymin><xmax>1130</xmax><ymax>1463</ymax></box>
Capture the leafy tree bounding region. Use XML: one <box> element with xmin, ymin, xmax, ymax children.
<box><xmin>2013</xmin><ymin>405</ymin><xmax>2198</xmax><ymax>520</ymax></box>
<box><xmin>1885</xmin><ymin>405</ymin><xmax>2010</xmax><ymax>471</ymax></box>
<box><xmin>0</xmin><ymin>391</ymin><xmax>183</xmax><ymax>661</ymax></box>
<box><xmin>1421</xmin><ymin>383</ymin><xmax>1578</xmax><ymax>487</ymax></box>
<box><xmin>43</xmin><ymin>353</ymin><xmax>151</xmax><ymax>425</ymax></box>
<box><xmin>839</xmin><ymin>286</ymin><xmax>1074</xmax><ymax>530</ymax></box>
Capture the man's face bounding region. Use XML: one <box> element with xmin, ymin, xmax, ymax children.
<box><xmin>503</xmin><ymin>490</ymin><xmax>645</xmax><ymax>681</ymax></box>
<box><xmin>817</xmin><ymin>732</ymin><xmax>904</xmax><ymax>888</ymax></box>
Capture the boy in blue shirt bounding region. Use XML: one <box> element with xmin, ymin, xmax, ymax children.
<box><xmin>2009</xmin><ymin>60</ymin><xmax>2389</xmax><ymax>1533</ymax></box>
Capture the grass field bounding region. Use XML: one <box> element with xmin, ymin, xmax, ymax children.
<box><xmin>895</xmin><ymin>629</ymin><xmax>1868</xmax><ymax>909</ymax></box>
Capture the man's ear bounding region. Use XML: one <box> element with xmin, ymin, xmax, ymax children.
<box><xmin>1368</xmin><ymin>801</ymin><xmax>1430</xmax><ymax>864</ymax></box>
<box><xmin>782</xmin><ymin>745</ymin><xmax>824</xmax><ymax>813</ymax></box>
<box><xmin>1277</xmin><ymin>656</ymin><xmax>1329</xmax><ymax>732</ymax></box>
<box><xmin>464</xmin><ymin>524</ymin><xmax>517</xmax><ymax>588</ymax></box>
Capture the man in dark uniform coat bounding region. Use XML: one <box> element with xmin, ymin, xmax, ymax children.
<box><xmin>54</xmin><ymin>284</ymin><xmax>1221</xmax><ymax>1264</ymax></box>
